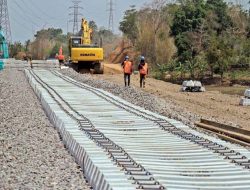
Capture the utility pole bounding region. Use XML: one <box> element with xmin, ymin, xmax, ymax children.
<box><xmin>107</xmin><ymin>0</ymin><xmax>114</xmax><ymax>32</ymax></box>
<box><xmin>0</xmin><ymin>0</ymin><xmax>12</xmax><ymax>43</ymax></box>
<box><xmin>69</xmin><ymin>0</ymin><xmax>83</xmax><ymax>35</ymax></box>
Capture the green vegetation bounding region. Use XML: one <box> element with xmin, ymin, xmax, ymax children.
<box><xmin>30</xmin><ymin>28</ymin><xmax>69</xmax><ymax>59</ymax></box>
<box><xmin>120</xmin><ymin>0</ymin><xmax>250</xmax><ymax>83</ymax></box>
<box><xmin>9</xmin><ymin>20</ymin><xmax>119</xmax><ymax>60</ymax></box>
<box><xmin>206</xmin><ymin>85</ymin><xmax>247</xmax><ymax>96</ymax></box>
<box><xmin>9</xmin><ymin>28</ymin><xmax>69</xmax><ymax>60</ymax></box>
<box><xmin>8</xmin><ymin>0</ymin><xmax>250</xmax><ymax>85</ymax></box>
<box><xmin>9</xmin><ymin>42</ymin><xmax>25</xmax><ymax>58</ymax></box>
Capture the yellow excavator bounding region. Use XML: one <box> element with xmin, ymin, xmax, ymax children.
<box><xmin>69</xmin><ymin>18</ymin><xmax>104</xmax><ymax>73</ymax></box>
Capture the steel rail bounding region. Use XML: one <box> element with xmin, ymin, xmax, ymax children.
<box><xmin>25</xmin><ymin>69</ymin><xmax>250</xmax><ymax>189</ymax></box>
<box><xmin>195</xmin><ymin>119</ymin><xmax>250</xmax><ymax>147</ymax></box>
<box><xmin>51</xmin><ymin>70</ymin><xmax>250</xmax><ymax>169</ymax></box>
<box><xmin>28</xmin><ymin>69</ymin><xmax>165</xmax><ymax>190</ymax></box>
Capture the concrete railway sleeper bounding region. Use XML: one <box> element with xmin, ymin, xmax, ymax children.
<box><xmin>28</xmin><ymin>69</ymin><xmax>164</xmax><ymax>190</ymax></box>
<box><xmin>25</xmin><ymin>69</ymin><xmax>250</xmax><ymax>190</ymax></box>
<box><xmin>50</xmin><ymin>70</ymin><xmax>250</xmax><ymax>169</ymax></box>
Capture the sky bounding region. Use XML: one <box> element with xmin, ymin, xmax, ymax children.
<box><xmin>7</xmin><ymin>0</ymin><xmax>250</xmax><ymax>43</ymax></box>
<box><xmin>8</xmin><ymin>0</ymin><xmax>152</xmax><ymax>43</ymax></box>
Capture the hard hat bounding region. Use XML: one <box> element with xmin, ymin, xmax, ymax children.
<box><xmin>125</xmin><ymin>55</ymin><xmax>129</xmax><ymax>59</ymax></box>
<box><xmin>140</xmin><ymin>56</ymin><xmax>145</xmax><ymax>61</ymax></box>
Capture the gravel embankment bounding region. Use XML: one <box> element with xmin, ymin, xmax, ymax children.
<box><xmin>0</xmin><ymin>69</ymin><xmax>91</xmax><ymax>189</ymax></box>
<box><xmin>60</xmin><ymin>68</ymin><xmax>200</xmax><ymax>127</ymax></box>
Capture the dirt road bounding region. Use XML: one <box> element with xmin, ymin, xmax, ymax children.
<box><xmin>103</xmin><ymin>63</ymin><xmax>123</xmax><ymax>74</ymax></box>
<box><xmin>95</xmin><ymin>69</ymin><xmax>250</xmax><ymax>130</ymax></box>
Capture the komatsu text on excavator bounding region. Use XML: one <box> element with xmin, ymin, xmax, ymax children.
<box><xmin>69</xmin><ymin>18</ymin><xmax>104</xmax><ymax>74</ymax></box>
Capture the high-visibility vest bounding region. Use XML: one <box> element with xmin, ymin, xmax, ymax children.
<box><xmin>140</xmin><ymin>63</ymin><xmax>148</xmax><ymax>75</ymax></box>
<box><xmin>124</xmin><ymin>61</ymin><xmax>132</xmax><ymax>74</ymax></box>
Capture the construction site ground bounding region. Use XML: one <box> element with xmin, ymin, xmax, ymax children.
<box><xmin>99</xmin><ymin>64</ymin><xmax>250</xmax><ymax>130</ymax></box>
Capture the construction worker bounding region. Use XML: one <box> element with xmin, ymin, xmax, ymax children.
<box><xmin>28</xmin><ymin>56</ymin><xmax>33</xmax><ymax>69</ymax></box>
<box><xmin>138</xmin><ymin>56</ymin><xmax>148</xmax><ymax>88</ymax></box>
<box><xmin>121</xmin><ymin>55</ymin><xmax>133</xmax><ymax>87</ymax></box>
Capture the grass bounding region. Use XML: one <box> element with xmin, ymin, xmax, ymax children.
<box><xmin>205</xmin><ymin>85</ymin><xmax>247</xmax><ymax>96</ymax></box>
<box><xmin>152</xmin><ymin>69</ymin><xmax>250</xmax><ymax>96</ymax></box>
<box><xmin>227</xmin><ymin>70</ymin><xmax>250</xmax><ymax>81</ymax></box>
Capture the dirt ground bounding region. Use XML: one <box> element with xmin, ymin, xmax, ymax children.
<box><xmin>98</xmin><ymin>64</ymin><xmax>250</xmax><ymax>130</ymax></box>
<box><xmin>103</xmin><ymin>63</ymin><xmax>123</xmax><ymax>74</ymax></box>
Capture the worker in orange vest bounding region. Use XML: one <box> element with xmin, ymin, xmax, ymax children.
<box><xmin>121</xmin><ymin>55</ymin><xmax>133</xmax><ymax>87</ymax></box>
<box><xmin>138</xmin><ymin>56</ymin><xmax>148</xmax><ymax>88</ymax></box>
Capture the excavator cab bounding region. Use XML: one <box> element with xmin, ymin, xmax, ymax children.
<box><xmin>71</xmin><ymin>37</ymin><xmax>81</xmax><ymax>47</ymax></box>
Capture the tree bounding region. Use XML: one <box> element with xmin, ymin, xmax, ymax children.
<box><xmin>97</xmin><ymin>27</ymin><xmax>120</xmax><ymax>58</ymax></box>
<box><xmin>206</xmin><ymin>0</ymin><xmax>232</xmax><ymax>34</ymax></box>
<box><xmin>206</xmin><ymin>34</ymin><xmax>235</xmax><ymax>80</ymax></box>
<box><xmin>121</xmin><ymin>0</ymin><xmax>176</xmax><ymax>66</ymax></box>
<box><xmin>89</xmin><ymin>20</ymin><xmax>98</xmax><ymax>32</ymax></box>
<box><xmin>118</xmin><ymin>0</ymin><xmax>250</xmax><ymax>81</ymax></box>
<box><xmin>172</xmin><ymin>0</ymin><xmax>206</xmax><ymax>36</ymax></box>
<box><xmin>119</xmin><ymin>5</ymin><xmax>138</xmax><ymax>45</ymax></box>
<box><xmin>206</xmin><ymin>36</ymin><xmax>220</xmax><ymax>77</ymax></box>
<box><xmin>49</xmin><ymin>43</ymin><xmax>60</xmax><ymax>58</ymax></box>
<box><xmin>142</xmin><ymin>0</ymin><xmax>170</xmax><ymax>65</ymax></box>
<box><xmin>24</xmin><ymin>40</ymin><xmax>31</xmax><ymax>52</ymax></box>
<box><xmin>34</xmin><ymin>28</ymin><xmax>63</xmax><ymax>40</ymax></box>
<box><xmin>9</xmin><ymin>42</ymin><xmax>24</xmax><ymax>58</ymax></box>
<box><xmin>171</xmin><ymin>0</ymin><xmax>206</xmax><ymax>78</ymax></box>
<box><xmin>30</xmin><ymin>28</ymin><xmax>68</xmax><ymax>59</ymax></box>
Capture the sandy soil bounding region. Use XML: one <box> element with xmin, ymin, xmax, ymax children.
<box><xmin>96</xmin><ymin>66</ymin><xmax>250</xmax><ymax>130</ymax></box>
<box><xmin>103</xmin><ymin>63</ymin><xmax>123</xmax><ymax>74</ymax></box>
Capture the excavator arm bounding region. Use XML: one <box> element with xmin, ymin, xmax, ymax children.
<box><xmin>69</xmin><ymin>18</ymin><xmax>104</xmax><ymax>74</ymax></box>
<box><xmin>81</xmin><ymin>19</ymin><xmax>93</xmax><ymax>45</ymax></box>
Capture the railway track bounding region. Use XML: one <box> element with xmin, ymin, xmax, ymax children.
<box><xmin>196</xmin><ymin>119</ymin><xmax>250</xmax><ymax>147</ymax></box>
<box><xmin>25</xmin><ymin>69</ymin><xmax>250</xmax><ymax>190</ymax></box>
<box><xmin>4</xmin><ymin>60</ymin><xmax>59</xmax><ymax>69</ymax></box>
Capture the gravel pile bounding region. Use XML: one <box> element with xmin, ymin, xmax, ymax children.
<box><xmin>0</xmin><ymin>69</ymin><xmax>91</xmax><ymax>190</ymax></box>
<box><xmin>60</xmin><ymin>69</ymin><xmax>200</xmax><ymax>127</ymax></box>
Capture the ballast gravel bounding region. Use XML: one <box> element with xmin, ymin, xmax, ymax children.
<box><xmin>0</xmin><ymin>68</ymin><xmax>91</xmax><ymax>190</ymax></box>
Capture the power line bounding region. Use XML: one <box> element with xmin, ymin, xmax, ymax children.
<box><xmin>20</xmin><ymin>0</ymin><xmax>68</xmax><ymax>21</ymax></box>
<box><xmin>28</xmin><ymin>0</ymin><xmax>57</xmax><ymax>20</ymax></box>
<box><xmin>19</xmin><ymin>0</ymin><xmax>44</xmax><ymax>21</ymax></box>
<box><xmin>9</xmin><ymin>4</ymin><xmax>38</xmax><ymax>41</ymax></box>
<box><xmin>11</xmin><ymin>16</ymin><xmax>32</xmax><ymax>34</ymax></box>
<box><xmin>0</xmin><ymin>0</ymin><xmax>12</xmax><ymax>43</ymax></box>
<box><xmin>69</xmin><ymin>0</ymin><xmax>83</xmax><ymax>34</ymax></box>
<box><xmin>12</xmin><ymin>1</ymin><xmax>40</xmax><ymax>28</ymax></box>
